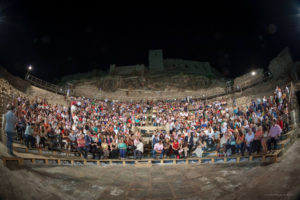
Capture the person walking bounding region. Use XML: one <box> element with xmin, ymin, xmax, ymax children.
<box><xmin>4</xmin><ymin>104</ymin><xmax>17</xmax><ymax>156</ymax></box>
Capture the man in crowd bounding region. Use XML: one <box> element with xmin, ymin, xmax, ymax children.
<box><xmin>84</xmin><ymin>131</ymin><xmax>92</xmax><ymax>159</ymax></box>
<box><xmin>152</xmin><ymin>140</ymin><xmax>163</xmax><ymax>159</ymax></box>
<box><xmin>267</xmin><ymin>119</ymin><xmax>282</xmax><ymax>153</ymax></box>
<box><xmin>24</xmin><ymin>122</ymin><xmax>35</xmax><ymax>148</ymax></box>
<box><xmin>4</xmin><ymin>104</ymin><xmax>17</xmax><ymax>156</ymax></box>
<box><xmin>245</xmin><ymin>128</ymin><xmax>254</xmax><ymax>155</ymax></box>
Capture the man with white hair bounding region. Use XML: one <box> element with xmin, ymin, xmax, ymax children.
<box><xmin>4</xmin><ymin>104</ymin><xmax>17</xmax><ymax>156</ymax></box>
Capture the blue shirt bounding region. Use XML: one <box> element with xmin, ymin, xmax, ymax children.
<box><xmin>5</xmin><ymin>111</ymin><xmax>16</xmax><ymax>132</ymax></box>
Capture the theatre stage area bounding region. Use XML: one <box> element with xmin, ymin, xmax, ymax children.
<box><xmin>0</xmin><ymin>138</ymin><xmax>299</xmax><ymax>200</ymax></box>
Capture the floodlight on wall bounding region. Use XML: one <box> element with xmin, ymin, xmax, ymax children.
<box><xmin>28</xmin><ymin>65</ymin><xmax>32</xmax><ymax>71</ymax></box>
<box><xmin>251</xmin><ymin>71</ymin><xmax>256</xmax><ymax>76</ymax></box>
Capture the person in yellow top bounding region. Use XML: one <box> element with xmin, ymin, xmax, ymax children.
<box><xmin>101</xmin><ymin>140</ymin><xmax>109</xmax><ymax>159</ymax></box>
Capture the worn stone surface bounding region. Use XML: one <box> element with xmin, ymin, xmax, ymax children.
<box><xmin>1</xmin><ymin>139</ymin><xmax>300</xmax><ymax>200</ymax></box>
<box><xmin>268</xmin><ymin>47</ymin><xmax>293</xmax><ymax>79</ymax></box>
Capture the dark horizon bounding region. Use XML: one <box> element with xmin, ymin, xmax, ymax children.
<box><xmin>0</xmin><ymin>0</ymin><xmax>300</xmax><ymax>82</ymax></box>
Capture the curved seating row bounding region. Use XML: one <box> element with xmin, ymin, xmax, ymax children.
<box><xmin>2</xmin><ymin>128</ymin><xmax>297</xmax><ymax>168</ymax></box>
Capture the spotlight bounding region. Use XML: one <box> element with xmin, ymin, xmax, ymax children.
<box><xmin>251</xmin><ymin>71</ymin><xmax>256</xmax><ymax>76</ymax></box>
<box><xmin>28</xmin><ymin>65</ymin><xmax>32</xmax><ymax>71</ymax></box>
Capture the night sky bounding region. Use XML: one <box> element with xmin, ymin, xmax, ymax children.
<box><xmin>0</xmin><ymin>0</ymin><xmax>300</xmax><ymax>82</ymax></box>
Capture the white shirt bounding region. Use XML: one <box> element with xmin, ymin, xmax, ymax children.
<box><xmin>154</xmin><ymin>143</ymin><xmax>163</xmax><ymax>151</ymax></box>
<box><xmin>136</xmin><ymin>142</ymin><xmax>144</xmax><ymax>153</ymax></box>
<box><xmin>245</xmin><ymin>132</ymin><xmax>254</xmax><ymax>143</ymax></box>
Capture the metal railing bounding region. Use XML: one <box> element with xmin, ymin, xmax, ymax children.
<box><xmin>25</xmin><ymin>73</ymin><xmax>69</xmax><ymax>96</ymax></box>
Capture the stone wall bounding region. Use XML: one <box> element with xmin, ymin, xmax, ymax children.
<box><xmin>233</xmin><ymin>68</ymin><xmax>264</xmax><ymax>88</ymax></box>
<box><xmin>149</xmin><ymin>49</ymin><xmax>164</xmax><ymax>72</ymax></box>
<box><xmin>0</xmin><ymin>67</ymin><xmax>68</xmax><ymax>106</ymax></box>
<box><xmin>293</xmin><ymin>61</ymin><xmax>300</xmax><ymax>81</ymax></box>
<box><xmin>109</xmin><ymin>64</ymin><xmax>145</xmax><ymax>76</ymax></box>
<box><xmin>26</xmin><ymin>85</ymin><xmax>68</xmax><ymax>106</ymax></box>
<box><xmin>163</xmin><ymin>59</ymin><xmax>213</xmax><ymax>76</ymax></box>
<box><xmin>73</xmin><ymin>83</ymin><xmax>226</xmax><ymax>101</ymax></box>
<box><xmin>268</xmin><ymin>48</ymin><xmax>293</xmax><ymax>79</ymax></box>
<box><xmin>0</xmin><ymin>66</ymin><xmax>31</xmax><ymax>93</ymax></box>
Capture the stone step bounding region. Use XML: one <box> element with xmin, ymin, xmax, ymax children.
<box><xmin>135</xmin><ymin>160</ymin><xmax>152</xmax><ymax>168</ymax></box>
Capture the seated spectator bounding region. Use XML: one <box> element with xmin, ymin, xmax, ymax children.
<box><xmin>134</xmin><ymin>138</ymin><xmax>143</xmax><ymax>159</ymax></box>
<box><xmin>182</xmin><ymin>141</ymin><xmax>189</xmax><ymax>158</ymax></box>
<box><xmin>245</xmin><ymin>129</ymin><xmax>254</xmax><ymax>155</ymax></box>
<box><xmin>172</xmin><ymin>139</ymin><xmax>180</xmax><ymax>159</ymax></box>
<box><xmin>16</xmin><ymin>117</ymin><xmax>26</xmax><ymax>142</ymax></box>
<box><xmin>178</xmin><ymin>140</ymin><xmax>184</xmax><ymax>158</ymax></box>
<box><xmin>152</xmin><ymin>133</ymin><xmax>160</xmax><ymax>148</ymax></box>
<box><xmin>163</xmin><ymin>138</ymin><xmax>172</xmax><ymax>158</ymax></box>
<box><xmin>101</xmin><ymin>139</ymin><xmax>110</xmax><ymax>159</ymax></box>
<box><xmin>192</xmin><ymin>140</ymin><xmax>206</xmax><ymax>158</ymax></box>
<box><xmin>126</xmin><ymin>136</ymin><xmax>134</xmax><ymax>155</ymax></box>
<box><xmin>261</xmin><ymin>127</ymin><xmax>269</xmax><ymax>154</ymax></box>
<box><xmin>33</xmin><ymin>125</ymin><xmax>40</xmax><ymax>148</ymax></box>
<box><xmin>235</xmin><ymin>130</ymin><xmax>245</xmax><ymax>156</ymax></box>
<box><xmin>218</xmin><ymin>133</ymin><xmax>228</xmax><ymax>154</ymax></box>
<box><xmin>252</xmin><ymin>126</ymin><xmax>263</xmax><ymax>154</ymax></box>
<box><xmin>90</xmin><ymin>132</ymin><xmax>100</xmax><ymax>159</ymax></box>
<box><xmin>110</xmin><ymin>139</ymin><xmax>119</xmax><ymax>159</ymax></box>
<box><xmin>225</xmin><ymin>132</ymin><xmax>236</xmax><ymax>156</ymax></box>
<box><xmin>118</xmin><ymin>137</ymin><xmax>127</xmax><ymax>160</ymax></box>
<box><xmin>68</xmin><ymin>130</ymin><xmax>77</xmax><ymax>151</ymax></box>
<box><xmin>24</xmin><ymin>122</ymin><xmax>35</xmax><ymax>148</ymax></box>
<box><xmin>185</xmin><ymin>132</ymin><xmax>194</xmax><ymax>153</ymax></box>
<box><xmin>77</xmin><ymin>134</ymin><xmax>86</xmax><ymax>158</ymax></box>
<box><xmin>153</xmin><ymin>140</ymin><xmax>163</xmax><ymax>159</ymax></box>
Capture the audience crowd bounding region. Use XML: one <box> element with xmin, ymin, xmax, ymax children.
<box><xmin>13</xmin><ymin>85</ymin><xmax>290</xmax><ymax>159</ymax></box>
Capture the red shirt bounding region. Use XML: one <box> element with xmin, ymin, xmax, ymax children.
<box><xmin>277</xmin><ymin>120</ymin><xmax>283</xmax><ymax>129</ymax></box>
<box><xmin>172</xmin><ymin>141</ymin><xmax>179</xmax><ymax>150</ymax></box>
<box><xmin>77</xmin><ymin>137</ymin><xmax>85</xmax><ymax>148</ymax></box>
<box><xmin>254</xmin><ymin>130</ymin><xmax>263</xmax><ymax>139</ymax></box>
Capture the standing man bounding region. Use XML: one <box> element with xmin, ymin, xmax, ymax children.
<box><xmin>267</xmin><ymin>119</ymin><xmax>282</xmax><ymax>153</ymax></box>
<box><xmin>84</xmin><ymin>131</ymin><xmax>92</xmax><ymax>159</ymax></box>
<box><xmin>4</xmin><ymin>104</ymin><xmax>17</xmax><ymax>156</ymax></box>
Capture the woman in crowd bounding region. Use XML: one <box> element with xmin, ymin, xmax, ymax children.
<box><xmin>225</xmin><ymin>132</ymin><xmax>236</xmax><ymax>156</ymax></box>
<box><xmin>76</xmin><ymin>134</ymin><xmax>86</xmax><ymax>158</ymax></box>
<box><xmin>163</xmin><ymin>138</ymin><xmax>171</xmax><ymax>158</ymax></box>
<box><xmin>101</xmin><ymin>139</ymin><xmax>110</xmax><ymax>159</ymax></box>
<box><xmin>235</xmin><ymin>130</ymin><xmax>245</xmax><ymax>156</ymax></box>
<box><xmin>193</xmin><ymin>139</ymin><xmax>206</xmax><ymax>158</ymax></box>
<box><xmin>261</xmin><ymin>126</ymin><xmax>269</xmax><ymax>155</ymax></box>
<box><xmin>110</xmin><ymin>139</ymin><xmax>119</xmax><ymax>159</ymax></box>
<box><xmin>172</xmin><ymin>139</ymin><xmax>180</xmax><ymax>159</ymax></box>
<box><xmin>118</xmin><ymin>137</ymin><xmax>127</xmax><ymax>160</ymax></box>
<box><xmin>252</xmin><ymin>125</ymin><xmax>263</xmax><ymax>154</ymax></box>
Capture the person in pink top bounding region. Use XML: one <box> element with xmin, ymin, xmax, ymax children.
<box><xmin>252</xmin><ymin>125</ymin><xmax>263</xmax><ymax>154</ymax></box>
<box><xmin>152</xmin><ymin>140</ymin><xmax>163</xmax><ymax>159</ymax></box>
<box><xmin>77</xmin><ymin>134</ymin><xmax>86</xmax><ymax>158</ymax></box>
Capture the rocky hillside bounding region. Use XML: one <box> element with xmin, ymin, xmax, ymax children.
<box><xmin>71</xmin><ymin>73</ymin><xmax>226</xmax><ymax>92</ymax></box>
